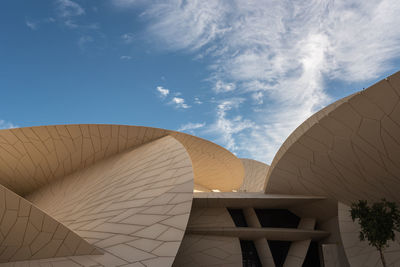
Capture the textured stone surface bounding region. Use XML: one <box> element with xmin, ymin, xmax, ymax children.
<box><xmin>7</xmin><ymin>136</ymin><xmax>194</xmax><ymax>266</ymax></box>
<box><xmin>239</xmin><ymin>159</ymin><xmax>269</xmax><ymax>192</ymax></box>
<box><xmin>322</xmin><ymin>244</ymin><xmax>342</xmax><ymax>267</ymax></box>
<box><xmin>0</xmin><ymin>125</ymin><xmax>243</xmax><ymax>194</ymax></box>
<box><xmin>283</xmin><ymin>218</ymin><xmax>315</xmax><ymax>267</ymax></box>
<box><xmin>0</xmin><ymin>184</ymin><xmax>98</xmax><ymax>263</ymax></box>
<box><xmin>174</xmin><ymin>206</ymin><xmax>242</xmax><ymax>267</ymax></box>
<box><xmin>173</xmin><ymin>235</ymin><xmax>242</xmax><ymax>267</ymax></box>
<box><xmin>243</xmin><ymin>208</ymin><xmax>275</xmax><ymax>267</ymax></box>
<box><xmin>266</xmin><ymin>71</ymin><xmax>400</xmax><ymax>205</ymax></box>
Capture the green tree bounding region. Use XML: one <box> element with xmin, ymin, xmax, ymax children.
<box><xmin>350</xmin><ymin>199</ymin><xmax>400</xmax><ymax>267</ymax></box>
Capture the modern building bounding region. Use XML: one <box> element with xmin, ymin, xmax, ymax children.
<box><xmin>0</xmin><ymin>71</ymin><xmax>399</xmax><ymax>266</ymax></box>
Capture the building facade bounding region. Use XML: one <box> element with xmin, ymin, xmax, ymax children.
<box><xmin>0</xmin><ymin>71</ymin><xmax>399</xmax><ymax>266</ymax></box>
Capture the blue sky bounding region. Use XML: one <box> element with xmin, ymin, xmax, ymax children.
<box><xmin>1</xmin><ymin>0</ymin><xmax>400</xmax><ymax>163</ymax></box>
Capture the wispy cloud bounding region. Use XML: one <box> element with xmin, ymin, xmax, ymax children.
<box><xmin>171</xmin><ymin>97</ymin><xmax>190</xmax><ymax>109</ymax></box>
<box><xmin>207</xmin><ymin>98</ymin><xmax>255</xmax><ymax>152</ymax></box>
<box><xmin>120</xmin><ymin>55</ymin><xmax>132</xmax><ymax>60</ymax></box>
<box><xmin>26</xmin><ymin>20</ymin><xmax>38</xmax><ymax>30</ymax></box>
<box><xmin>121</xmin><ymin>33</ymin><xmax>135</xmax><ymax>44</ymax></box>
<box><xmin>117</xmin><ymin>0</ymin><xmax>400</xmax><ymax>163</ymax></box>
<box><xmin>156</xmin><ymin>86</ymin><xmax>169</xmax><ymax>98</ymax></box>
<box><xmin>156</xmin><ymin>86</ymin><xmax>190</xmax><ymax>108</ymax></box>
<box><xmin>214</xmin><ymin>80</ymin><xmax>236</xmax><ymax>93</ymax></box>
<box><xmin>0</xmin><ymin>120</ymin><xmax>18</xmax><ymax>130</ymax></box>
<box><xmin>57</xmin><ymin>0</ymin><xmax>85</xmax><ymax>18</ymax></box>
<box><xmin>178</xmin><ymin>122</ymin><xmax>206</xmax><ymax>132</ymax></box>
<box><xmin>194</xmin><ymin>97</ymin><xmax>202</xmax><ymax>104</ymax></box>
<box><xmin>55</xmin><ymin>0</ymin><xmax>95</xmax><ymax>32</ymax></box>
<box><xmin>112</xmin><ymin>0</ymin><xmax>143</xmax><ymax>8</ymax></box>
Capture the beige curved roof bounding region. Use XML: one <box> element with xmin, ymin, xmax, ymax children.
<box><xmin>0</xmin><ymin>124</ymin><xmax>244</xmax><ymax>195</ymax></box>
<box><xmin>0</xmin><ymin>183</ymin><xmax>99</xmax><ymax>263</ymax></box>
<box><xmin>23</xmin><ymin>135</ymin><xmax>194</xmax><ymax>266</ymax></box>
<box><xmin>239</xmin><ymin>158</ymin><xmax>269</xmax><ymax>192</ymax></box>
<box><xmin>266</xmin><ymin>71</ymin><xmax>400</xmax><ymax>204</ymax></box>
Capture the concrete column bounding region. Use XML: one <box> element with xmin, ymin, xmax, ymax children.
<box><xmin>243</xmin><ymin>208</ymin><xmax>276</xmax><ymax>267</ymax></box>
<box><xmin>283</xmin><ymin>218</ymin><xmax>316</xmax><ymax>267</ymax></box>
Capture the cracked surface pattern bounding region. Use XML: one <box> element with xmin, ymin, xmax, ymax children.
<box><xmin>0</xmin><ymin>184</ymin><xmax>98</xmax><ymax>263</ymax></box>
<box><xmin>173</xmin><ymin>207</ymin><xmax>242</xmax><ymax>267</ymax></box>
<box><xmin>0</xmin><ymin>124</ymin><xmax>243</xmax><ymax>195</ymax></box>
<box><xmin>239</xmin><ymin>159</ymin><xmax>269</xmax><ymax>193</ymax></box>
<box><xmin>266</xmin><ymin>71</ymin><xmax>400</xmax><ymax>205</ymax></box>
<box><xmin>5</xmin><ymin>136</ymin><xmax>194</xmax><ymax>266</ymax></box>
<box><xmin>173</xmin><ymin>235</ymin><xmax>242</xmax><ymax>267</ymax></box>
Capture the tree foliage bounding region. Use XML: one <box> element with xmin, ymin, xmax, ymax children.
<box><xmin>350</xmin><ymin>199</ymin><xmax>400</xmax><ymax>267</ymax></box>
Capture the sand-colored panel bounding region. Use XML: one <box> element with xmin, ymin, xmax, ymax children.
<box><xmin>173</xmin><ymin>206</ymin><xmax>242</xmax><ymax>267</ymax></box>
<box><xmin>266</xmin><ymin>71</ymin><xmax>400</xmax><ymax>205</ymax></box>
<box><xmin>169</xmin><ymin>131</ymin><xmax>244</xmax><ymax>191</ymax></box>
<box><xmin>0</xmin><ymin>184</ymin><xmax>98</xmax><ymax>264</ymax></box>
<box><xmin>239</xmin><ymin>159</ymin><xmax>269</xmax><ymax>192</ymax></box>
<box><xmin>243</xmin><ymin>208</ymin><xmax>275</xmax><ymax>266</ymax></box>
<box><xmin>173</xmin><ymin>234</ymin><xmax>242</xmax><ymax>267</ymax></box>
<box><xmin>186</xmin><ymin>227</ymin><xmax>329</xmax><ymax>241</ymax></box>
<box><xmin>283</xmin><ymin>218</ymin><xmax>315</xmax><ymax>267</ymax></box>
<box><xmin>11</xmin><ymin>136</ymin><xmax>194</xmax><ymax>267</ymax></box>
<box><xmin>0</xmin><ymin>124</ymin><xmax>243</xmax><ymax>195</ymax></box>
<box><xmin>338</xmin><ymin>202</ymin><xmax>400</xmax><ymax>267</ymax></box>
<box><xmin>187</xmin><ymin>207</ymin><xmax>236</xmax><ymax>228</ymax></box>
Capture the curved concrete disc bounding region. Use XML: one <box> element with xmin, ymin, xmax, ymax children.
<box><xmin>266</xmin><ymin>71</ymin><xmax>400</xmax><ymax>205</ymax></box>
<box><xmin>0</xmin><ymin>184</ymin><xmax>99</xmax><ymax>263</ymax></box>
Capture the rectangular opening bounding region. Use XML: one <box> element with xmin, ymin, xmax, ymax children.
<box><xmin>240</xmin><ymin>240</ymin><xmax>262</xmax><ymax>267</ymax></box>
<box><xmin>268</xmin><ymin>240</ymin><xmax>291</xmax><ymax>267</ymax></box>
<box><xmin>254</xmin><ymin>209</ymin><xmax>300</xmax><ymax>228</ymax></box>
<box><xmin>227</xmin><ymin>208</ymin><xmax>248</xmax><ymax>227</ymax></box>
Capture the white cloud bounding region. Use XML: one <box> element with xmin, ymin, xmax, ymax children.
<box><xmin>156</xmin><ymin>86</ymin><xmax>190</xmax><ymax>109</ymax></box>
<box><xmin>46</xmin><ymin>17</ymin><xmax>56</xmax><ymax>23</ymax></box>
<box><xmin>121</xmin><ymin>33</ymin><xmax>135</xmax><ymax>44</ymax></box>
<box><xmin>171</xmin><ymin>97</ymin><xmax>190</xmax><ymax>109</ymax></box>
<box><xmin>26</xmin><ymin>20</ymin><xmax>38</xmax><ymax>30</ymax></box>
<box><xmin>178</xmin><ymin>122</ymin><xmax>206</xmax><ymax>132</ymax></box>
<box><xmin>120</xmin><ymin>55</ymin><xmax>132</xmax><ymax>60</ymax></box>
<box><xmin>0</xmin><ymin>120</ymin><xmax>18</xmax><ymax>130</ymax></box>
<box><xmin>118</xmin><ymin>0</ymin><xmax>400</xmax><ymax>163</ymax></box>
<box><xmin>214</xmin><ymin>80</ymin><xmax>236</xmax><ymax>93</ymax></box>
<box><xmin>194</xmin><ymin>97</ymin><xmax>202</xmax><ymax>104</ymax></box>
<box><xmin>156</xmin><ymin>86</ymin><xmax>169</xmax><ymax>98</ymax></box>
<box><xmin>112</xmin><ymin>0</ymin><xmax>143</xmax><ymax>8</ymax></box>
<box><xmin>145</xmin><ymin>1</ymin><xmax>230</xmax><ymax>51</ymax></box>
<box><xmin>251</xmin><ymin>91</ymin><xmax>263</xmax><ymax>105</ymax></box>
<box><xmin>208</xmin><ymin>98</ymin><xmax>255</xmax><ymax>152</ymax></box>
<box><xmin>57</xmin><ymin>0</ymin><xmax>85</xmax><ymax>18</ymax></box>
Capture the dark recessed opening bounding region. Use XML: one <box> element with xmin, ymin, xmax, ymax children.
<box><xmin>302</xmin><ymin>241</ymin><xmax>321</xmax><ymax>267</ymax></box>
<box><xmin>268</xmin><ymin>240</ymin><xmax>291</xmax><ymax>267</ymax></box>
<box><xmin>227</xmin><ymin>208</ymin><xmax>248</xmax><ymax>227</ymax></box>
<box><xmin>255</xmin><ymin>209</ymin><xmax>300</xmax><ymax>228</ymax></box>
<box><xmin>240</xmin><ymin>240</ymin><xmax>262</xmax><ymax>267</ymax></box>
